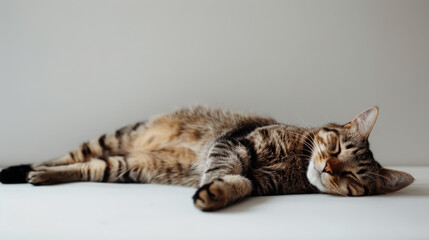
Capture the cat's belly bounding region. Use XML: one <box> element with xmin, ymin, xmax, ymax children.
<box><xmin>127</xmin><ymin>119</ymin><xmax>212</xmax><ymax>187</ymax></box>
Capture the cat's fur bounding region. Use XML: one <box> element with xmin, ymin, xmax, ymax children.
<box><xmin>0</xmin><ymin>106</ymin><xmax>414</xmax><ymax>211</ymax></box>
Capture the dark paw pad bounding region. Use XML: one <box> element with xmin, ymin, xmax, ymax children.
<box><xmin>0</xmin><ymin>165</ymin><xmax>32</xmax><ymax>184</ymax></box>
<box><xmin>193</xmin><ymin>178</ymin><xmax>226</xmax><ymax>211</ymax></box>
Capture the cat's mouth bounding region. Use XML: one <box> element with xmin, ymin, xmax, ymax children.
<box><xmin>317</xmin><ymin>172</ymin><xmax>327</xmax><ymax>188</ymax></box>
<box><xmin>313</xmin><ymin>168</ymin><xmax>327</xmax><ymax>187</ymax></box>
<box><xmin>307</xmin><ymin>159</ymin><xmax>328</xmax><ymax>192</ymax></box>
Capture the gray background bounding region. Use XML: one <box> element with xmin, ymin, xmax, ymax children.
<box><xmin>0</xmin><ymin>0</ymin><xmax>428</xmax><ymax>167</ymax></box>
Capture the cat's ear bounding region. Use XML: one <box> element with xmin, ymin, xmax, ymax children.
<box><xmin>376</xmin><ymin>168</ymin><xmax>414</xmax><ymax>194</ymax></box>
<box><xmin>344</xmin><ymin>106</ymin><xmax>379</xmax><ymax>138</ymax></box>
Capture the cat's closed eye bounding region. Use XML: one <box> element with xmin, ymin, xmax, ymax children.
<box><xmin>330</xmin><ymin>144</ymin><xmax>341</xmax><ymax>157</ymax></box>
<box><xmin>340</xmin><ymin>171</ymin><xmax>356</xmax><ymax>178</ymax></box>
<box><xmin>345</xmin><ymin>143</ymin><xmax>355</xmax><ymax>149</ymax></box>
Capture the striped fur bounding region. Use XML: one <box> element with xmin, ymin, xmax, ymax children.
<box><xmin>0</xmin><ymin>106</ymin><xmax>414</xmax><ymax>211</ymax></box>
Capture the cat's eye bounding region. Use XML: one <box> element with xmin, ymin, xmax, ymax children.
<box><xmin>345</xmin><ymin>143</ymin><xmax>355</xmax><ymax>149</ymax></box>
<box><xmin>340</xmin><ymin>171</ymin><xmax>357</xmax><ymax>179</ymax></box>
<box><xmin>330</xmin><ymin>142</ymin><xmax>341</xmax><ymax>157</ymax></box>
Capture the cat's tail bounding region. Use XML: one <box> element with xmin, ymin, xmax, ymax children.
<box><xmin>0</xmin><ymin>164</ymin><xmax>32</xmax><ymax>184</ymax></box>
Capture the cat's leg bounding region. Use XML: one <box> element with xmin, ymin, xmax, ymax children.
<box><xmin>38</xmin><ymin>121</ymin><xmax>147</xmax><ymax>167</ymax></box>
<box><xmin>193</xmin><ymin>139</ymin><xmax>252</xmax><ymax>211</ymax></box>
<box><xmin>28</xmin><ymin>148</ymin><xmax>202</xmax><ymax>186</ymax></box>
<box><xmin>123</xmin><ymin>149</ymin><xmax>203</xmax><ymax>187</ymax></box>
<box><xmin>27</xmin><ymin>155</ymin><xmax>134</xmax><ymax>185</ymax></box>
<box><xmin>0</xmin><ymin>122</ymin><xmax>146</xmax><ymax>184</ymax></box>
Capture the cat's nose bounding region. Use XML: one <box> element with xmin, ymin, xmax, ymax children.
<box><xmin>322</xmin><ymin>158</ymin><xmax>343</xmax><ymax>175</ymax></box>
<box><xmin>323</xmin><ymin>162</ymin><xmax>333</xmax><ymax>175</ymax></box>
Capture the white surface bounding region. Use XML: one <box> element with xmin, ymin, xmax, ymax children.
<box><xmin>1</xmin><ymin>0</ymin><xmax>429</xmax><ymax>166</ymax></box>
<box><xmin>0</xmin><ymin>166</ymin><xmax>428</xmax><ymax>240</ymax></box>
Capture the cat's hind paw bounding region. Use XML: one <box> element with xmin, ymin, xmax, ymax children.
<box><xmin>27</xmin><ymin>170</ymin><xmax>62</xmax><ymax>186</ymax></box>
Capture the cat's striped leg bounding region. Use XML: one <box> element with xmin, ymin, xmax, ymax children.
<box><xmin>193</xmin><ymin>139</ymin><xmax>252</xmax><ymax>211</ymax></box>
<box><xmin>27</xmin><ymin>155</ymin><xmax>132</xmax><ymax>185</ymax></box>
<box><xmin>37</xmin><ymin>121</ymin><xmax>147</xmax><ymax>167</ymax></box>
<box><xmin>0</xmin><ymin>122</ymin><xmax>145</xmax><ymax>184</ymax></box>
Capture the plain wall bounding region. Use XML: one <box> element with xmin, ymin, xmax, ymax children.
<box><xmin>0</xmin><ymin>0</ymin><xmax>428</xmax><ymax>167</ymax></box>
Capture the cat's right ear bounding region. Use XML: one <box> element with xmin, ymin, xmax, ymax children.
<box><xmin>344</xmin><ymin>106</ymin><xmax>379</xmax><ymax>139</ymax></box>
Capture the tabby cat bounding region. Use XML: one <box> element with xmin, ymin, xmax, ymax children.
<box><xmin>0</xmin><ymin>106</ymin><xmax>414</xmax><ymax>211</ymax></box>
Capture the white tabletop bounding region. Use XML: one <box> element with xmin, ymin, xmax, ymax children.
<box><xmin>1</xmin><ymin>166</ymin><xmax>428</xmax><ymax>240</ymax></box>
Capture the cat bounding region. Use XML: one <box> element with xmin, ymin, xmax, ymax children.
<box><xmin>0</xmin><ymin>106</ymin><xmax>414</xmax><ymax>211</ymax></box>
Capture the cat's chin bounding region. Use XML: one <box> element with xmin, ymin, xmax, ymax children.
<box><xmin>306</xmin><ymin>159</ymin><xmax>328</xmax><ymax>192</ymax></box>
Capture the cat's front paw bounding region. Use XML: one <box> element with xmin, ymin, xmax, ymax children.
<box><xmin>193</xmin><ymin>178</ymin><xmax>228</xmax><ymax>211</ymax></box>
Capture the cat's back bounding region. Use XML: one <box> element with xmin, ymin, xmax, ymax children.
<box><xmin>133</xmin><ymin>106</ymin><xmax>277</xmax><ymax>151</ymax></box>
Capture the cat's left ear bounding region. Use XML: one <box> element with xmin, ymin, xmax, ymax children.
<box><xmin>376</xmin><ymin>168</ymin><xmax>414</xmax><ymax>194</ymax></box>
<box><xmin>345</xmin><ymin>106</ymin><xmax>379</xmax><ymax>138</ymax></box>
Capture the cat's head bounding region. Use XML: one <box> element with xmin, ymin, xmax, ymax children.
<box><xmin>306</xmin><ymin>107</ymin><xmax>414</xmax><ymax>196</ymax></box>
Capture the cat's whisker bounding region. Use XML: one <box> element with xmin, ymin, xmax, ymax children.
<box><xmin>327</xmin><ymin>182</ymin><xmax>347</xmax><ymax>197</ymax></box>
<box><xmin>296</xmin><ymin>114</ymin><xmax>314</xmax><ymax>129</ymax></box>
<box><xmin>367</xmin><ymin>172</ymin><xmax>389</xmax><ymax>180</ymax></box>
<box><xmin>286</xmin><ymin>129</ymin><xmax>323</xmax><ymax>157</ymax></box>
<box><xmin>364</xmin><ymin>173</ymin><xmax>377</xmax><ymax>182</ymax></box>
<box><xmin>282</xmin><ymin>130</ymin><xmax>318</xmax><ymax>153</ymax></box>
<box><xmin>333</xmin><ymin>188</ymin><xmax>347</xmax><ymax>197</ymax></box>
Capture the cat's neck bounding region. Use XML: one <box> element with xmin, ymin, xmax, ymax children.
<box><xmin>249</xmin><ymin>125</ymin><xmax>319</xmax><ymax>195</ymax></box>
